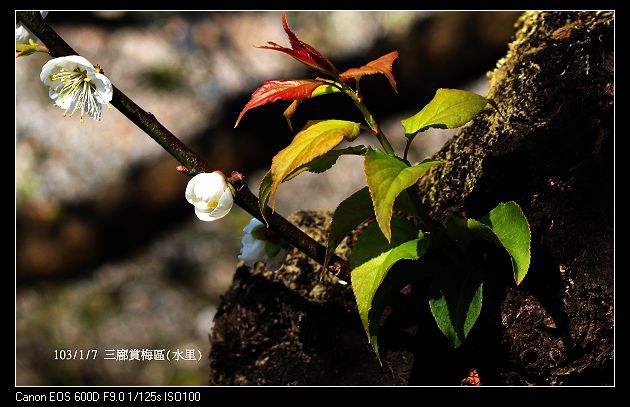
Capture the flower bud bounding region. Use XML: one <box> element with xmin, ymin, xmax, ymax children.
<box><xmin>185</xmin><ymin>172</ymin><xmax>234</xmax><ymax>221</ymax></box>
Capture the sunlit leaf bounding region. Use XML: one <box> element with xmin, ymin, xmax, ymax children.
<box><xmin>15</xmin><ymin>41</ymin><xmax>48</xmax><ymax>58</ymax></box>
<box><xmin>340</xmin><ymin>51</ymin><xmax>399</xmax><ymax>91</ymax></box>
<box><xmin>401</xmin><ymin>88</ymin><xmax>488</xmax><ymax>136</ymax></box>
<box><xmin>445</xmin><ymin>201</ymin><xmax>531</xmax><ymax>285</ymax></box>
<box><xmin>283</xmin><ymin>145</ymin><xmax>367</xmax><ymax>182</ymax></box>
<box><xmin>283</xmin><ymin>83</ymin><xmax>343</xmax><ymax>131</ymax></box>
<box><xmin>259</xmin><ymin>146</ymin><xmax>367</xmax><ymax>224</ymax></box>
<box><xmin>481</xmin><ymin>202</ymin><xmax>530</xmax><ymax>284</ymax></box>
<box><xmin>235</xmin><ymin>80</ymin><xmax>324</xmax><ymax>127</ymax></box>
<box><xmin>269</xmin><ymin>120</ymin><xmax>361</xmax><ymax>210</ymax></box>
<box><xmin>364</xmin><ymin>148</ymin><xmax>440</xmax><ymax>242</ymax></box>
<box><xmin>311</xmin><ymin>83</ymin><xmax>342</xmax><ymax>97</ymax></box>
<box><xmin>325</xmin><ymin>186</ymin><xmax>425</xmax><ymax>268</ymax></box>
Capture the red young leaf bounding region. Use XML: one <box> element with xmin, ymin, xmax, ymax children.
<box><xmin>339</xmin><ymin>51</ymin><xmax>399</xmax><ymax>91</ymax></box>
<box><xmin>235</xmin><ymin>79</ymin><xmax>324</xmax><ymax>127</ymax></box>
<box><xmin>257</xmin><ymin>12</ymin><xmax>338</xmax><ymax>76</ymax></box>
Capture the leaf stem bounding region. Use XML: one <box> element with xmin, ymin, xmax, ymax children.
<box><xmin>339</xmin><ymin>82</ymin><xmax>395</xmax><ymax>155</ymax></box>
<box><xmin>403</xmin><ymin>133</ymin><xmax>417</xmax><ymax>161</ymax></box>
<box><xmin>17</xmin><ymin>11</ymin><xmax>351</xmax><ymax>282</ymax></box>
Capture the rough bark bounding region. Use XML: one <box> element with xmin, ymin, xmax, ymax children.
<box><xmin>209</xmin><ymin>11</ymin><xmax>614</xmax><ymax>385</ymax></box>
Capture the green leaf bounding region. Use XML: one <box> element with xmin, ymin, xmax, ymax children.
<box><xmin>481</xmin><ymin>202</ymin><xmax>531</xmax><ymax>285</ymax></box>
<box><xmin>364</xmin><ymin>148</ymin><xmax>439</xmax><ymax>242</ymax></box>
<box><xmin>264</xmin><ymin>241</ymin><xmax>282</xmax><ymax>258</ymax></box>
<box><xmin>325</xmin><ymin>187</ymin><xmax>373</xmax><ymax>268</ymax></box>
<box><xmin>283</xmin><ymin>145</ymin><xmax>367</xmax><ymax>182</ymax></box>
<box><xmin>429</xmin><ymin>267</ymin><xmax>483</xmax><ymax>348</ymax></box>
<box><xmin>325</xmin><ymin>187</ymin><xmax>424</xmax><ymax>268</ymax></box>
<box><xmin>283</xmin><ymin>84</ymin><xmax>343</xmax><ymax>132</ymax></box>
<box><xmin>270</xmin><ymin>120</ymin><xmax>361</xmax><ymax>210</ymax></box>
<box><xmin>349</xmin><ymin>217</ymin><xmax>417</xmax><ymax>269</ymax></box>
<box><xmin>258</xmin><ymin>171</ymin><xmax>273</xmax><ymax>225</ymax></box>
<box><xmin>260</xmin><ymin>147</ymin><xmax>366</xmax><ymax>227</ymax></box>
<box><xmin>16</xmin><ymin>41</ymin><xmax>48</xmax><ymax>58</ymax></box>
<box><xmin>311</xmin><ymin>84</ymin><xmax>342</xmax><ymax>97</ymax></box>
<box><xmin>351</xmin><ymin>224</ymin><xmax>430</xmax><ymax>357</ymax></box>
<box><xmin>445</xmin><ymin>201</ymin><xmax>531</xmax><ymax>285</ymax></box>
<box><xmin>401</xmin><ymin>88</ymin><xmax>488</xmax><ymax>136</ymax></box>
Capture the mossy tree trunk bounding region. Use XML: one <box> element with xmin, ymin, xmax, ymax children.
<box><xmin>208</xmin><ymin>11</ymin><xmax>613</xmax><ymax>385</ymax></box>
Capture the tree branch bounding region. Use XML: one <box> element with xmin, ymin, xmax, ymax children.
<box><xmin>17</xmin><ymin>11</ymin><xmax>350</xmax><ymax>281</ymax></box>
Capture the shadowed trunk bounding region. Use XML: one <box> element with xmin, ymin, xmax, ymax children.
<box><xmin>208</xmin><ymin>11</ymin><xmax>614</xmax><ymax>385</ymax></box>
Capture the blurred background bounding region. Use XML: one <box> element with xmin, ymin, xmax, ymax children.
<box><xmin>15</xmin><ymin>10</ymin><xmax>521</xmax><ymax>385</ymax></box>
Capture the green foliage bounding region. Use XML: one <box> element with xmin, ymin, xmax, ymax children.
<box><xmin>268</xmin><ymin>119</ymin><xmax>361</xmax><ymax>210</ymax></box>
<box><xmin>429</xmin><ymin>266</ymin><xmax>483</xmax><ymax>348</ymax></box>
<box><xmin>284</xmin><ymin>146</ymin><xmax>367</xmax><ymax>182</ymax></box>
<box><xmin>351</xmin><ymin>218</ymin><xmax>430</xmax><ymax>357</ymax></box>
<box><xmin>16</xmin><ymin>39</ymin><xmax>48</xmax><ymax>58</ymax></box>
<box><xmin>364</xmin><ymin>148</ymin><xmax>439</xmax><ymax>242</ymax></box>
<box><xmin>446</xmin><ymin>202</ymin><xmax>531</xmax><ymax>284</ymax></box>
<box><xmin>245</xmin><ymin>13</ymin><xmax>531</xmax><ymax>359</ymax></box>
<box><xmin>401</xmin><ymin>88</ymin><xmax>488</xmax><ymax>136</ymax></box>
<box><xmin>325</xmin><ymin>187</ymin><xmax>374</xmax><ymax>268</ymax></box>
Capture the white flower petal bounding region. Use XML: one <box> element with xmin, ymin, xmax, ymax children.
<box><xmin>16</xmin><ymin>11</ymin><xmax>47</xmax><ymax>45</ymax></box>
<box><xmin>237</xmin><ymin>217</ymin><xmax>288</xmax><ymax>269</ymax></box>
<box><xmin>238</xmin><ymin>239</ymin><xmax>266</xmax><ymax>267</ymax></box>
<box><xmin>194</xmin><ymin>207</ymin><xmax>216</xmax><ymax>222</ymax></box>
<box><xmin>15</xmin><ymin>25</ymin><xmax>30</xmax><ymax>44</ymax></box>
<box><xmin>40</xmin><ymin>56</ymin><xmax>95</xmax><ymax>83</ymax></box>
<box><xmin>207</xmin><ymin>188</ymin><xmax>234</xmax><ymax>220</ymax></box>
<box><xmin>91</xmin><ymin>72</ymin><xmax>113</xmax><ymax>104</ymax></box>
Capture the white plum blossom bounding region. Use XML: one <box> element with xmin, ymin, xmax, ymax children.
<box><xmin>16</xmin><ymin>11</ymin><xmax>48</xmax><ymax>45</ymax></box>
<box><xmin>40</xmin><ymin>55</ymin><xmax>113</xmax><ymax>122</ymax></box>
<box><xmin>185</xmin><ymin>172</ymin><xmax>234</xmax><ymax>221</ymax></box>
<box><xmin>238</xmin><ymin>218</ymin><xmax>288</xmax><ymax>270</ymax></box>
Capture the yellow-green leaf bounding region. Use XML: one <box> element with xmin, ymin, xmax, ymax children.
<box><xmin>445</xmin><ymin>201</ymin><xmax>531</xmax><ymax>285</ymax></box>
<box><xmin>364</xmin><ymin>148</ymin><xmax>439</xmax><ymax>242</ymax></box>
<box><xmin>351</xmin><ymin>221</ymin><xmax>430</xmax><ymax>358</ymax></box>
<box><xmin>401</xmin><ymin>88</ymin><xmax>488</xmax><ymax>136</ymax></box>
<box><xmin>269</xmin><ymin>120</ymin><xmax>361</xmax><ymax>210</ymax></box>
<box><xmin>311</xmin><ymin>84</ymin><xmax>342</xmax><ymax>97</ymax></box>
<box><xmin>481</xmin><ymin>202</ymin><xmax>531</xmax><ymax>284</ymax></box>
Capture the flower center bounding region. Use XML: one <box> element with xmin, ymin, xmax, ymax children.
<box><xmin>48</xmin><ymin>66</ymin><xmax>103</xmax><ymax>122</ymax></box>
<box><xmin>206</xmin><ymin>200</ymin><xmax>218</xmax><ymax>209</ymax></box>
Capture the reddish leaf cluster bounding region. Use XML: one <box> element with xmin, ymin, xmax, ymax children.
<box><xmin>339</xmin><ymin>51</ymin><xmax>399</xmax><ymax>91</ymax></box>
<box><xmin>259</xmin><ymin>12</ymin><xmax>338</xmax><ymax>76</ymax></box>
<box><xmin>234</xmin><ymin>80</ymin><xmax>323</xmax><ymax>127</ymax></box>
<box><xmin>235</xmin><ymin>12</ymin><xmax>399</xmax><ymax>127</ymax></box>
